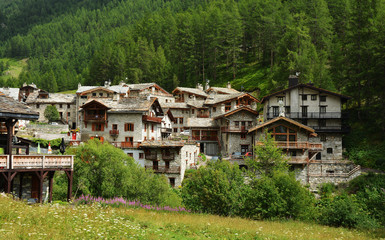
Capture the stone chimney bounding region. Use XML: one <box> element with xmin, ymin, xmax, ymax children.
<box><xmin>78</xmin><ymin>83</ymin><xmax>82</xmax><ymax>89</ymax></box>
<box><xmin>288</xmin><ymin>74</ymin><xmax>299</xmax><ymax>87</ymax></box>
<box><xmin>197</xmin><ymin>83</ymin><xmax>203</xmax><ymax>91</ymax></box>
<box><xmin>227</xmin><ymin>81</ymin><xmax>231</xmax><ymax>89</ymax></box>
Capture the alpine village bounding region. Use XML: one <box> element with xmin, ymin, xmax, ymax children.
<box><xmin>0</xmin><ymin>0</ymin><xmax>384</xmax><ymax>239</ymax></box>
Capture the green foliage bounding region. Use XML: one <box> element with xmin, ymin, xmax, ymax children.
<box><xmin>32</xmin><ymin>138</ymin><xmax>62</xmax><ymax>148</ymax></box>
<box><xmin>62</xmin><ymin>139</ymin><xmax>172</xmax><ymax>205</ymax></box>
<box><xmin>246</xmin><ymin>131</ymin><xmax>288</xmax><ymax>177</ymax></box>
<box><xmin>44</xmin><ymin>105</ymin><xmax>60</xmax><ymax>122</ymax></box>
<box><xmin>319</xmin><ymin>183</ymin><xmax>336</xmax><ymax>199</ymax></box>
<box><xmin>242</xmin><ymin>172</ymin><xmax>316</xmax><ymax>220</ymax></box>
<box><xmin>317</xmin><ymin>194</ymin><xmax>379</xmax><ymax>229</ymax></box>
<box><xmin>181</xmin><ymin>160</ymin><xmax>246</xmax><ymax>216</ymax></box>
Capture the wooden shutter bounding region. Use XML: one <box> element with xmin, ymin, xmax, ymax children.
<box><xmin>92</xmin><ymin>123</ymin><xmax>95</xmax><ymax>131</ymax></box>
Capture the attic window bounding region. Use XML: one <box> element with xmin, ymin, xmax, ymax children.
<box><xmin>320</xmin><ymin>96</ymin><xmax>327</xmax><ymax>102</ymax></box>
<box><xmin>99</xmin><ymin>93</ymin><xmax>103</xmax><ymax>97</ymax></box>
<box><xmin>92</xmin><ymin>93</ymin><xmax>96</xmax><ymax>97</ymax></box>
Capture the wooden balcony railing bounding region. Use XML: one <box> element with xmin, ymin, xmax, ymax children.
<box><xmin>109</xmin><ymin>129</ymin><xmax>119</xmax><ymax>136</ymax></box>
<box><xmin>145</xmin><ymin>165</ymin><xmax>180</xmax><ymax>174</ymax></box>
<box><xmin>267</xmin><ymin>112</ymin><xmax>348</xmax><ymax>119</ymax></box>
<box><xmin>257</xmin><ymin>141</ymin><xmax>323</xmax><ymax>151</ymax></box>
<box><xmin>112</xmin><ymin>142</ymin><xmax>141</xmax><ymax>148</ymax></box>
<box><xmin>142</xmin><ymin>115</ymin><xmax>162</xmax><ymax>123</ymax></box>
<box><xmin>84</xmin><ymin>115</ymin><xmax>106</xmax><ymax>121</ymax></box>
<box><xmin>0</xmin><ymin>155</ymin><xmax>74</xmax><ymax>170</ymax></box>
<box><xmin>221</xmin><ymin>126</ymin><xmax>250</xmax><ymax>132</ymax></box>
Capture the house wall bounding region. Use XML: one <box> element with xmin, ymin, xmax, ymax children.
<box><xmin>29</xmin><ymin>102</ymin><xmax>76</xmax><ymax>126</ymax></box>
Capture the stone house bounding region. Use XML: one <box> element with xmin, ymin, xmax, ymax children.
<box><xmin>140</xmin><ymin>140</ymin><xmax>199</xmax><ymax>187</ymax></box>
<box><xmin>261</xmin><ymin>75</ymin><xmax>350</xmax><ymax>161</ymax></box>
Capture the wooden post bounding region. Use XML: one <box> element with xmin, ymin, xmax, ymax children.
<box><xmin>36</xmin><ymin>171</ymin><xmax>43</xmax><ymax>204</ymax></box>
<box><xmin>48</xmin><ymin>171</ymin><xmax>55</xmax><ymax>203</ymax></box>
<box><xmin>19</xmin><ymin>173</ymin><xmax>24</xmax><ymax>199</ymax></box>
<box><xmin>66</xmin><ymin>170</ymin><xmax>73</xmax><ymax>202</ymax></box>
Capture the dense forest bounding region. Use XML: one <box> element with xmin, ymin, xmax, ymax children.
<box><xmin>0</xmin><ymin>0</ymin><xmax>384</xmax><ymax>166</ymax></box>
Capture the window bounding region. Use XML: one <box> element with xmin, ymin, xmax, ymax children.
<box><xmin>320</xmin><ymin>96</ymin><xmax>327</xmax><ymax>102</ymax></box>
<box><xmin>165</xmin><ymin>161</ymin><xmax>170</xmax><ymax>169</ymax></box>
<box><xmin>173</xmin><ymin>128</ymin><xmax>178</xmax><ymax>132</ymax></box>
<box><xmin>112</xmin><ymin>124</ymin><xmax>118</xmax><ymax>130</ymax></box>
<box><xmin>67</xmin><ymin>104</ymin><xmax>70</xmax><ymax>108</ymax></box>
<box><xmin>290</xmin><ymin>150</ymin><xmax>297</xmax><ymax>156</ymax></box>
<box><xmin>124</xmin><ymin>123</ymin><xmax>134</xmax><ymax>131</ymax></box>
<box><xmin>311</xmin><ymin>95</ymin><xmax>317</xmax><ymax>101</ymax></box>
<box><xmin>151</xmin><ymin>124</ymin><xmax>154</xmax><ymax>132</ymax></box>
<box><xmin>272</xmin><ymin>106</ymin><xmax>279</xmax><ymax>117</ymax></box>
<box><xmin>180</xmin><ymin>128</ymin><xmax>184</xmax><ymax>132</ymax></box>
<box><xmin>92</xmin><ymin>93</ymin><xmax>96</xmax><ymax>97</ymax></box>
<box><xmin>165</xmin><ymin>99</ymin><xmax>168</xmax><ymax>103</ymax></box>
<box><xmin>268</xmin><ymin>125</ymin><xmax>296</xmax><ymax>142</ymax></box>
<box><xmin>320</xmin><ymin>134</ymin><xmax>326</xmax><ymax>142</ymax></box>
<box><xmin>153</xmin><ymin>161</ymin><xmax>158</xmax><ymax>170</ymax></box>
<box><xmin>285</xmin><ymin>106</ymin><xmax>291</xmax><ymax>114</ymax></box>
<box><xmin>99</xmin><ymin>93</ymin><xmax>103</xmax><ymax>97</ymax></box>
<box><xmin>235</xmin><ymin>121</ymin><xmax>239</xmax><ymax>128</ymax></box>
<box><xmin>241</xmin><ymin>133</ymin><xmax>246</xmax><ymax>139</ymax></box>
<box><xmin>186</xmin><ymin>152</ymin><xmax>188</xmax><ymax>157</ymax></box>
<box><xmin>67</xmin><ymin>112</ymin><xmax>70</xmax><ymax>117</ymax></box>
<box><xmin>92</xmin><ymin>123</ymin><xmax>104</xmax><ymax>131</ymax></box>
<box><xmin>144</xmin><ymin>137</ymin><xmax>147</xmax><ymax>141</ymax></box>
<box><xmin>179</xmin><ymin>118</ymin><xmax>184</xmax><ymax>124</ymax></box>
<box><xmin>192</xmin><ymin>109</ymin><xmax>195</xmax><ymax>114</ymax></box>
<box><xmin>59</xmin><ymin>104</ymin><xmax>63</xmax><ymax>108</ymax></box>
<box><xmin>320</xmin><ymin>106</ymin><xmax>326</xmax><ymax>113</ymax></box>
<box><xmin>127</xmin><ymin>153</ymin><xmax>133</xmax><ymax>158</ymax></box>
<box><xmin>225</xmin><ymin>102</ymin><xmax>231</xmax><ymax>112</ymax></box>
<box><xmin>144</xmin><ymin>123</ymin><xmax>147</xmax><ymax>132</ymax></box>
<box><xmin>302</xmin><ymin>94</ymin><xmax>307</xmax><ymax>101</ymax></box>
<box><xmin>327</xmin><ymin>148</ymin><xmax>333</xmax><ymax>154</ymax></box>
<box><xmin>36</xmin><ymin>104</ymin><xmax>40</xmax><ymax>109</ymax></box>
<box><xmin>125</xmin><ymin>137</ymin><xmax>133</xmax><ymax>143</ymax></box>
<box><xmin>316</xmin><ymin>153</ymin><xmax>322</xmax><ymax>160</ymax></box>
<box><xmin>301</xmin><ymin>106</ymin><xmax>308</xmax><ymax>117</ymax></box>
<box><xmin>81</xmin><ymin>96</ymin><xmax>87</xmax><ymax>99</ymax></box>
<box><xmin>213</xmin><ymin>107</ymin><xmax>216</xmax><ymax>112</ymax></box>
<box><xmin>277</xmin><ymin>96</ymin><xmax>284</xmax><ymax>102</ymax></box>
<box><xmin>139</xmin><ymin>153</ymin><xmax>144</xmax><ymax>159</ymax></box>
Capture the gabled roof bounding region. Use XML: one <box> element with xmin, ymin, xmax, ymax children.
<box><xmin>77</xmin><ymin>86</ymin><xmax>116</xmax><ymax>95</ymax></box>
<box><xmin>0</xmin><ymin>94</ymin><xmax>39</xmax><ymax>120</ymax></box>
<box><xmin>248</xmin><ymin>116</ymin><xmax>315</xmax><ymax>133</ymax></box>
<box><xmin>80</xmin><ymin>99</ymin><xmax>111</xmax><ymax>109</ymax></box>
<box><xmin>160</xmin><ymin>102</ymin><xmax>189</xmax><ymax>109</ymax></box>
<box><xmin>26</xmin><ymin>92</ymin><xmax>75</xmax><ymax>104</ymax></box>
<box><xmin>205</xmin><ymin>92</ymin><xmax>260</xmax><ymax>105</ymax></box>
<box><xmin>206</xmin><ymin>87</ymin><xmax>240</xmax><ymax>94</ymax></box>
<box><xmin>80</xmin><ymin>97</ymin><xmax>160</xmax><ymax>113</ymax></box>
<box><xmin>213</xmin><ymin>106</ymin><xmax>259</xmax><ymax>120</ymax></box>
<box><xmin>261</xmin><ymin>83</ymin><xmax>350</xmax><ymax>103</ymax></box>
<box><xmin>128</xmin><ymin>83</ymin><xmax>172</xmax><ymax>96</ymax></box>
<box><xmin>172</xmin><ymin>87</ymin><xmax>208</xmax><ymax>98</ymax></box>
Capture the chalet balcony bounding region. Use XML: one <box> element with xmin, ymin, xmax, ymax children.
<box><xmin>109</xmin><ymin>129</ymin><xmax>119</xmax><ymax>136</ymax></box>
<box><xmin>84</xmin><ymin>115</ymin><xmax>106</xmax><ymax>122</ymax></box>
<box><xmin>0</xmin><ymin>155</ymin><xmax>74</xmax><ymax>170</ymax></box>
<box><xmin>309</xmin><ymin>126</ymin><xmax>350</xmax><ymax>133</ymax></box>
<box><xmin>257</xmin><ymin>141</ymin><xmax>323</xmax><ymax>151</ymax></box>
<box><xmin>112</xmin><ymin>141</ymin><xmax>141</xmax><ymax>149</ymax></box>
<box><xmin>142</xmin><ymin>115</ymin><xmax>162</xmax><ymax>123</ymax></box>
<box><xmin>221</xmin><ymin>126</ymin><xmax>251</xmax><ymax>133</ymax></box>
<box><xmin>145</xmin><ymin>165</ymin><xmax>180</xmax><ymax>174</ymax></box>
<box><xmin>266</xmin><ymin>112</ymin><xmax>348</xmax><ymax>119</ymax></box>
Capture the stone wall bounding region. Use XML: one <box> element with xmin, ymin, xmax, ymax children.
<box><xmin>11</xmin><ymin>173</ymin><xmax>49</xmax><ymax>202</ymax></box>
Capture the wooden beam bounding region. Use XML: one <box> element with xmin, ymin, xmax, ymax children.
<box><xmin>19</xmin><ymin>173</ymin><xmax>24</xmax><ymax>199</ymax></box>
<box><xmin>38</xmin><ymin>171</ymin><xmax>44</xmax><ymax>204</ymax></box>
<box><xmin>48</xmin><ymin>171</ymin><xmax>55</xmax><ymax>203</ymax></box>
<box><xmin>66</xmin><ymin>170</ymin><xmax>73</xmax><ymax>202</ymax></box>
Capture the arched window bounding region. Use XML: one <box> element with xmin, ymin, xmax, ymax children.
<box><xmin>268</xmin><ymin>125</ymin><xmax>296</xmax><ymax>142</ymax></box>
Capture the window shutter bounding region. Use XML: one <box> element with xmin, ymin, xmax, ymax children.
<box><xmin>92</xmin><ymin>124</ymin><xmax>95</xmax><ymax>131</ymax></box>
<box><xmin>124</xmin><ymin>123</ymin><xmax>128</xmax><ymax>131</ymax></box>
<box><xmin>101</xmin><ymin>124</ymin><xmax>104</xmax><ymax>131</ymax></box>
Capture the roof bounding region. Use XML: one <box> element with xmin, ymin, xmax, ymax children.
<box><xmin>0</xmin><ymin>94</ymin><xmax>39</xmax><ymax>120</ymax></box>
<box><xmin>25</xmin><ymin>92</ymin><xmax>75</xmax><ymax>104</ymax></box>
<box><xmin>186</xmin><ymin>118</ymin><xmax>218</xmax><ymax>128</ymax></box>
<box><xmin>0</xmin><ymin>87</ymin><xmax>19</xmax><ymax>100</ymax></box>
<box><xmin>172</xmin><ymin>87</ymin><xmax>208</xmax><ymax>98</ymax></box>
<box><xmin>248</xmin><ymin>116</ymin><xmax>315</xmax><ymax>133</ymax></box>
<box><xmin>80</xmin><ymin>97</ymin><xmax>159</xmax><ymax>113</ymax></box>
<box><xmin>186</xmin><ymin>99</ymin><xmax>207</xmax><ymax>109</ymax></box>
<box><xmin>160</xmin><ymin>102</ymin><xmax>189</xmax><ymax>109</ymax></box>
<box><xmin>213</xmin><ymin>106</ymin><xmax>259</xmax><ymax>119</ymax></box>
<box><xmin>76</xmin><ymin>86</ymin><xmax>118</xmax><ymax>95</ymax></box>
<box><xmin>205</xmin><ymin>92</ymin><xmax>260</xmax><ymax>105</ymax></box>
<box><xmin>261</xmin><ymin>83</ymin><xmax>350</xmax><ymax>103</ymax></box>
<box><xmin>139</xmin><ymin>140</ymin><xmax>185</xmax><ymax>148</ymax></box>
<box><xmin>206</xmin><ymin>87</ymin><xmax>240</xmax><ymax>94</ymax></box>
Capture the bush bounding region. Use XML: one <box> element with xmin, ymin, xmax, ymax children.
<box><xmin>55</xmin><ymin>139</ymin><xmax>173</xmax><ymax>205</ymax></box>
<box><xmin>181</xmin><ymin>160</ymin><xmax>246</xmax><ymax>216</ymax></box>
<box><xmin>317</xmin><ymin>194</ymin><xmax>379</xmax><ymax>229</ymax></box>
<box><xmin>44</xmin><ymin>105</ymin><xmax>60</xmax><ymax>122</ymax></box>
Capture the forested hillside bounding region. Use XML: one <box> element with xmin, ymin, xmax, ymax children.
<box><xmin>0</xmin><ymin>0</ymin><xmax>385</xmax><ymax>165</ymax></box>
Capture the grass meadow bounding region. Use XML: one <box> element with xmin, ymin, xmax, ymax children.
<box><xmin>0</xmin><ymin>195</ymin><xmax>383</xmax><ymax>239</ymax></box>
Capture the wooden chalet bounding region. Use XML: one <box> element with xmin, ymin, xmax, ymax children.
<box><xmin>0</xmin><ymin>93</ymin><xmax>74</xmax><ymax>203</ymax></box>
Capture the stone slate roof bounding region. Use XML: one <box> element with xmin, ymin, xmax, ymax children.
<box><xmin>213</xmin><ymin>106</ymin><xmax>259</xmax><ymax>120</ymax></box>
<box><xmin>173</xmin><ymin>87</ymin><xmax>208</xmax><ymax>98</ymax></box>
<box><xmin>0</xmin><ymin>94</ymin><xmax>39</xmax><ymax>120</ymax></box>
<box><xmin>0</xmin><ymin>87</ymin><xmax>19</xmax><ymax>100</ymax></box>
<box><xmin>140</xmin><ymin>140</ymin><xmax>185</xmax><ymax>148</ymax></box>
<box><xmin>186</xmin><ymin>117</ymin><xmax>218</xmax><ymax>128</ymax></box>
<box><xmin>81</xmin><ymin>97</ymin><xmax>158</xmax><ymax>113</ymax></box>
<box><xmin>160</xmin><ymin>102</ymin><xmax>189</xmax><ymax>109</ymax></box>
<box><xmin>186</xmin><ymin>99</ymin><xmax>207</xmax><ymax>109</ymax></box>
<box><xmin>76</xmin><ymin>85</ymin><xmax>129</xmax><ymax>95</ymax></box>
<box><xmin>25</xmin><ymin>92</ymin><xmax>75</xmax><ymax>104</ymax></box>
<box><xmin>206</xmin><ymin>87</ymin><xmax>240</xmax><ymax>94</ymax></box>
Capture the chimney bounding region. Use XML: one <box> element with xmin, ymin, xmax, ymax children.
<box><xmin>227</xmin><ymin>81</ymin><xmax>231</xmax><ymax>89</ymax></box>
<box><xmin>288</xmin><ymin>75</ymin><xmax>299</xmax><ymax>87</ymax></box>
<box><xmin>197</xmin><ymin>83</ymin><xmax>203</xmax><ymax>91</ymax></box>
<box><xmin>78</xmin><ymin>83</ymin><xmax>82</xmax><ymax>89</ymax></box>
<box><xmin>23</xmin><ymin>82</ymin><xmax>27</xmax><ymax>87</ymax></box>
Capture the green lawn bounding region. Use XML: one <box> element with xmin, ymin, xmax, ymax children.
<box><xmin>0</xmin><ymin>195</ymin><xmax>383</xmax><ymax>239</ymax></box>
<box><xmin>0</xmin><ymin>58</ymin><xmax>28</xmax><ymax>82</ymax></box>
<box><xmin>57</xmin><ymin>89</ymin><xmax>77</xmax><ymax>94</ymax></box>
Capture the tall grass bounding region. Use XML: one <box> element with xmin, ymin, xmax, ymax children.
<box><xmin>0</xmin><ymin>194</ymin><xmax>383</xmax><ymax>239</ymax></box>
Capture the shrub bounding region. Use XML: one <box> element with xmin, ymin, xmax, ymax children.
<box><xmin>44</xmin><ymin>105</ymin><xmax>60</xmax><ymax>122</ymax></box>
<box><xmin>181</xmin><ymin>160</ymin><xmax>246</xmax><ymax>216</ymax></box>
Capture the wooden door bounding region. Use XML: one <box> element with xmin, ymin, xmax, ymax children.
<box><xmin>31</xmin><ymin>174</ymin><xmax>39</xmax><ymax>199</ymax></box>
